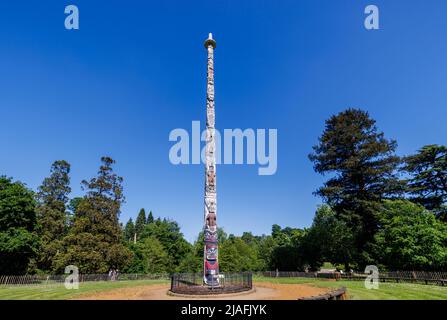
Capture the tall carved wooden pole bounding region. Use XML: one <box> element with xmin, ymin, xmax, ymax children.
<box><xmin>203</xmin><ymin>33</ymin><xmax>219</xmax><ymax>286</ymax></box>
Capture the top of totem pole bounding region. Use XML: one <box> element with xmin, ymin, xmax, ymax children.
<box><xmin>204</xmin><ymin>33</ymin><xmax>216</xmax><ymax>49</ymax></box>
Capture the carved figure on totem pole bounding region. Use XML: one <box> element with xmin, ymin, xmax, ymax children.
<box><xmin>203</xmin><ymin>33</ymin><xmax>219</xmax><ymax>286</ymax></box>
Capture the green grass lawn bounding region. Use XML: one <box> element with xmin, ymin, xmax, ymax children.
<box><xmin>0</xmin><ymin>279</ymin><xmax>169</xmax><ymax>300</ymax></box>
<box><xmin>254</xmin><ymin>276</ymin><xmax>447</xmax><ymax>300</ymax></box>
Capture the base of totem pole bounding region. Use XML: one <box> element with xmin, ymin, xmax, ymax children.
<box><xmin>170</xmin><ymin>272</ymin><xmax>253</xmax><ymax>296</ymax></box>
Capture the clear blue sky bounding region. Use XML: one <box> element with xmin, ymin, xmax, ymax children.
<box><xmin>1</xmin><ymin>1</ymin><xmax>446</xmax><ymax>242</ymax></box>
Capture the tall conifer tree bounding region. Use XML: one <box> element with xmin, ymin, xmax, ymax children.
<box><xmin>135</xmin><ymin>208</ymin><xmax>147</xmax><ymax>241</ymax></box>
<box><xmin>55</xmin><ymin>157</ymin><xmax>131</xmax><ymax>273</ymax></box>
<box><xmin>403</xmin><ymin>144</ymin><xmax>447</xmax><ymax>221</ymax></box>
<box><xmin>36</xmin><ymin>160</ymin><xmax>71</xmax><ymax>271</ymax></box>
<box><xmin>309</xmin><ymin>109</ymin><xmax>402</xmax><ymax>266</ymax></box>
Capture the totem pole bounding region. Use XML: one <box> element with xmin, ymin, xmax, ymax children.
<box><xmin>203</xmin><ymin>33</ymin><xmax>219</xmax><ymax>286</ymax></box>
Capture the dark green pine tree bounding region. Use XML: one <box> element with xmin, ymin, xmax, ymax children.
<box><xmin>403</xmin><ymin>144</ymin><xmax>447</xmax><ymax>221</ymax></box>
<box><xmin>309</xmin><ymin>108</ymin><xmax>402</xmax><ymax>267</ymax></box>
<box><xmin>67</xmin><ymin>197</ymin><xmax>83</xmax><ymax>228</ymax></box>
<box><xmin>0</xmin><ymin>177</ymin><xmax>38</xmax><ymax>274</ymax></box>
<box><xmin>124</xmin><ymin>218</ymin><xmax>135</xmax><ymax>242</ymax></box>
<box><xmin>36</xmin><ymin>160</ymin><xmax>71</xmax><ymax>271</ymax></box>
<box><xmin>135</xmin><ymin>208</ymin><xmax>146</xmax><ymax>241</ymax></box>
<box><xmin>68</xmin><ymin>197</ymin><xmax>83</xmax><ymax>215</ymax></box>
<box><xmin>55</xmin><ymin>157</ymin><xmax>131</xmax><ymax>273</ymax></box>
<box><xmin>147</xmin><ymin>211</ymin><xmax>154</xmax><ymax>224</ymax></box>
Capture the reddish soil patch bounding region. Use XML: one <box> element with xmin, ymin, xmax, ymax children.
<box><xmin>75</xmin><ymin>282</ymin><xmax>331</xmax><ymax>300</ymax></box>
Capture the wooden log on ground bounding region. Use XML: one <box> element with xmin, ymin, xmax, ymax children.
<box><xmin>298</xmin><ymin>287</ymin><xmax>347</xmax><ymax>300</ymax></box>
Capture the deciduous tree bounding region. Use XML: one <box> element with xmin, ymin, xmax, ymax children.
<box><xmin>0</xmin><ymin>177</ymin><xmax>38</xmax><ymax>274</ymax></box>
<box><xmin>373</xmin><ymin>200</ymin><xmax>447</xmax><ymax>270</ymax></box>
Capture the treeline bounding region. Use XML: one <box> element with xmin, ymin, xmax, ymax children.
<box><xmin>121</xmin><ymin>110</ymin><xmax>446</xmax><ymax>272</ymax></box>
<box><xmin>304</xmin><ymin>109</ymin><xmax>447</xmax><ymax>271</ymax></box>
<box><xmin>0</xmin><ymin>108</ymin><xmax>446</xmax><ymax>275</ymax></box>
<box><xmin>0</xmin><ymin>157</ymin><xmax>131</xmax><ymax>275</ymax></box>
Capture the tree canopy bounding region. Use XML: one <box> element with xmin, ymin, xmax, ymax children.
<box><xmin>1</xmin><ymin>109</ymin><xmax>446</xmax><ymax>275</ymax></box>
<box><xmin>0</xmin><ymin>177</ymin><xmax>38</xmax><ymax>274</ymax></box>
<box><xmin>36</xmin><ymin>160</ymin><xmax>71</xmax><ymax>271</ymax></box>
<box><xmin>54</xmin><ymin>157</ymin><xmax>131</xmax><ymax>273</ymax></box>
<box><xmin>135</xmin><ymin>208</ymin><xmax>147</xmax><ymax>240</ymax></box>
<box><xmin>309</xmin><ymin>108</ymin><xmax>402</xmax><ymax>267</ymax></box>
<box><xmin>373</xmin><ymin>200</ymin><xmax>447</xmax><ymax>270</ymax></box>
<box><xmin>403</xmin><ymin>144</ymin><xmax>447</xmax><ymax>221</ymax></box>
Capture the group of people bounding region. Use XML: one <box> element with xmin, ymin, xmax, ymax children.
<box><xmin>108</xmin><ymin>269</ymin><xmax>119</xmax><ymax>281</ymax></box>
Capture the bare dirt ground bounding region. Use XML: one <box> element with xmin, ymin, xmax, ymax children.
<box><xmin>76</xmin><ymin>282</ymin><xmax>331</xmax><ymax>300</ymax></box>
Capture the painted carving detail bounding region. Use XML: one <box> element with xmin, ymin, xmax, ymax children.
<box><xmin>203</xmin><ymin>34</ymin><xmax>219</xmax><ymax>286</ymax></box>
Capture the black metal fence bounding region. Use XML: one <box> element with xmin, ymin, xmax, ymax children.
<box><xmin>339</xmin><ymin>271</ymin><xmax>447</xmax><ymax>285</ymax></box>
<box><xmin>255</xmin><ymin>271</ymin><xmax>447</xmax><ymax>286</ymax></box>
<box><xmin>257</xmin><ymin>271</ymin><xmax>319</xmax><ymax>278</ymax></box>
<box><xmin>2</xmin><ymin>270</ymin><xmax>447</xmax><ymax>288</ymax></box>
<box><xmin>255</xmin><ymin>271</ymin><xmax>340</xmax><ymax>279</ymax></box>
<box><xmin>0</xmin><ymin>273</ymin><xmax>169</xmax><ymax>287</ymax></box>
<box><xmin>170</xmin><ymin>272</ymin><xmax>252</xmax><ymax>295</ymax></box>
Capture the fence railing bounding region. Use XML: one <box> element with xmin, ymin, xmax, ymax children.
<box><xmin>2</xmin><ymin>270</ymin><xmax>447</xmax><ymax>288</ymax></box>
<box><xmin>0</xmin><ymin>273</ymin><xmax>170</xmax><ymax>287</ymax></box>
<box><xmin>339</xmin><ymin>271</ymin><xmax>447</xmax><ymax>285</ymax></box>
<box><xmin>255</xmin><ymin>271</ymin><xmax>447</xmax><ymax>286</ymax></box>
<box><xmin>254</xmin><ymin>271</ymin><xmax>339</xmax><ymax>279</ymax></box>
<box><xmin>256</xmin><ymin>271</ymin><xmax>319</xmax><ymax>278</ymax></box>
<box><xmin>170</xmin><ymin>272</ymin><xmax>253</xmax><ymax>295</ymax></box>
